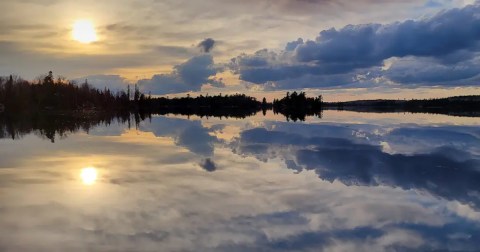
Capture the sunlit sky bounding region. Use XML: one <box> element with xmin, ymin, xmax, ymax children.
<box><xmin>0</xmin><ymin>0</ymin><xmax>479</xmax><ymax>101</ymax></box>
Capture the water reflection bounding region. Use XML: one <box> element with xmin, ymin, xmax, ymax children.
<box><xmin>0</xmin><ymin>111</ymin><xmax>132</xmax><ymax>142</ymax></box>
<box><xmin>236</xmin><ymin>125</ymin><xmax>480</xmax><ymax>209</ymax></box>
<box><xmin>80</xmin><ymin>167</ymin><xmax>98</xmax><ymax>185</ymax></box>
<box><xmin>0</xmin><ymin>111</ymin><xmax>479</xmax><ymax>251</ymax></box>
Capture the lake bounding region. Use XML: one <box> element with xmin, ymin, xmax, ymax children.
<box><xmin>1</xmin><ymin>111</ymin><xmax>479</xmax><ymax>251</ymax></box>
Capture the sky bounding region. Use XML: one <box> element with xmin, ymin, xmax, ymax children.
<box><xmin>0</xmin><ymin>0</ymin><xmax>479</xmax><ymax>101</ymax></box>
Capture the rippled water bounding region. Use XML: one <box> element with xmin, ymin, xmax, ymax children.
<box><xmin>1</xmin><ymin>111</ymin><xmax>479</xmax><ymax>251</ymax></box>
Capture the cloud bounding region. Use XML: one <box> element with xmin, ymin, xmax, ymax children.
<box><xmin>142</xmin><ymin>44</ymin><xmax>195</xmax><ymax>58</ymax></box>
<box><xmin>199</xmin><ymin>158</ymin><xmax>217</xmax><ymax>172</ymax></box>
<box><xmin>230</xmin><ymin>3</ymin><xmax>480</xmax><ymax>88</ymax></box>
<box><xmin>201</xmin><ymin>0</ymin><xmax>421</xmax><ymax>16</ymax></box>
<box><xmin>13</xmin><ymin>0</ymin><xmax>60</xmax><ymax>5</ymax></box>
<box><xmin>198</xmin><ymin>38</ymin><xmax>216</xmax><ymax>53</ymax></box>
<box><xmin>297</xmin><ymin>4</ymin><xmax>480</xmax><ymax>65</ymax></box>
<box><xmin>285</xmin><ymin>38</ymin><xmax>304</xmax><ymax>52</ymax></box>
<box><xmin>72</xmin><ymin>75</ymin><xmax>131</xmax><ymax>92</ymax></box>
<box><xmin>384</xmin><ymin>56</ymin><xmax>480</xmax><ymax>85</ymax></box>
<box><xmin>138</xmin><ymin>54</ymin><xmax>225</xmax><ymax>95</ymax></box>
<box><xmin>0</xmin><ymin>41</ymin><xmax>194</xmax><ymax>80</ymax></box>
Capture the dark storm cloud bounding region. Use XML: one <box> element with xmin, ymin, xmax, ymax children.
<box><xmin>138</xmin><ymin>54</ymin><xmax>224</xmax><ymax>95</ymax></box>
<box><xmin>198</xmin><ymin>38</ymin><xmax>216</xmax><ymax>53</ymax></box>
<box><xmin>231</xmin><ymin>4</ymin><xmax>480</xmax><ymax>87</ymax></box>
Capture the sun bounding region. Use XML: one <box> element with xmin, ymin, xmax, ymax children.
<box><xmin>72</xmin><ymin>20</ymin><xmax>98</xmax><ymax>44</ymax></box>
<box><xmin>80</xmin><ymin>167</ymin><xmax>98</xmax><ymax>185</ymax></box>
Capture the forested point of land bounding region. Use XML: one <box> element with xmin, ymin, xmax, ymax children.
<box><xmin>0</xmin><ymin>72</ymin><xmax>267</xmax><ymax>117</ymax></box>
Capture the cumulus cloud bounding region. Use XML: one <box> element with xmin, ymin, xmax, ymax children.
<box><xmin>197</xmin><ymin>38</ymin><xmax>216</xmax><ymax>53</ymax></box>
<box><xmin>385</xmin><ymin>56</ymin><xmax>480</xmax><ymax>85</ymax></box>
<box><xmin>230</xmin><ymin>3</ymin><xmax>480</xmax><ymax>89</ymax></box>
<box><xmin>73</xmin><ymin>75</ymin><xmax>131</xmax><ymax>92</ymax></box>
<box><xmin>285</xmin><ymin>38</ymin><xmax>304</xmax><ymax>51</ymax></box>
<box><xmin>297</xmin><ymin>4</ymin><xmax>480</xmax><ymax>64</ymax></box>
<box><xmin>138</xmin><ymin>54</ymin><xmax>224</xmax><ymax>95</ymax></box>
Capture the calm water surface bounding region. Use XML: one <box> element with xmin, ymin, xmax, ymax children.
<box><xmin>1</xmin><ymin>111</ymin><xmax>480</xmax><ymax>251</ymax></box>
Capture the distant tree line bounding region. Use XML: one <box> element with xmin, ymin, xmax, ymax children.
<box><xmin>324</xmin><ymin>96</ymin><xmax>480</xmax><ymax>117</ymax></box>
<box><xmin>142</xmin><ymin>93</ymin><xmax>267</xmax><ymax>118</ymax></box>
<box><xmin>2</xmin><ymin>72</ymin><xmax>479</xmax><ymax>121</ymax></box>
<box><xmin>0</xmin><ymin>72</ymin><xmax>131</xmax><ymax>113</ymax></box>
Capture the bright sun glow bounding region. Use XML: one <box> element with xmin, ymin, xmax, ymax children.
<box><xmin>72</xmin><ymin>20</ymin><xmax>97</xmax><ymax>44</ymax></box>
<box><xmin>80</xmin><ymin>167</ymin><xmax>98</xmax><ymax>185</ymax></box>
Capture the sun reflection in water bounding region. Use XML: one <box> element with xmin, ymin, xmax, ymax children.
<box><xmin>80</xmin><ymin>167</ymin><xmax>98</xmax><ymax>185</ymax></box>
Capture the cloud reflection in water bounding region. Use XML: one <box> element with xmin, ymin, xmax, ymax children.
<box><xmin>0</xmin><ymin>112</ymin><xmax>479</xmax><ymax>251</ymax></box>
